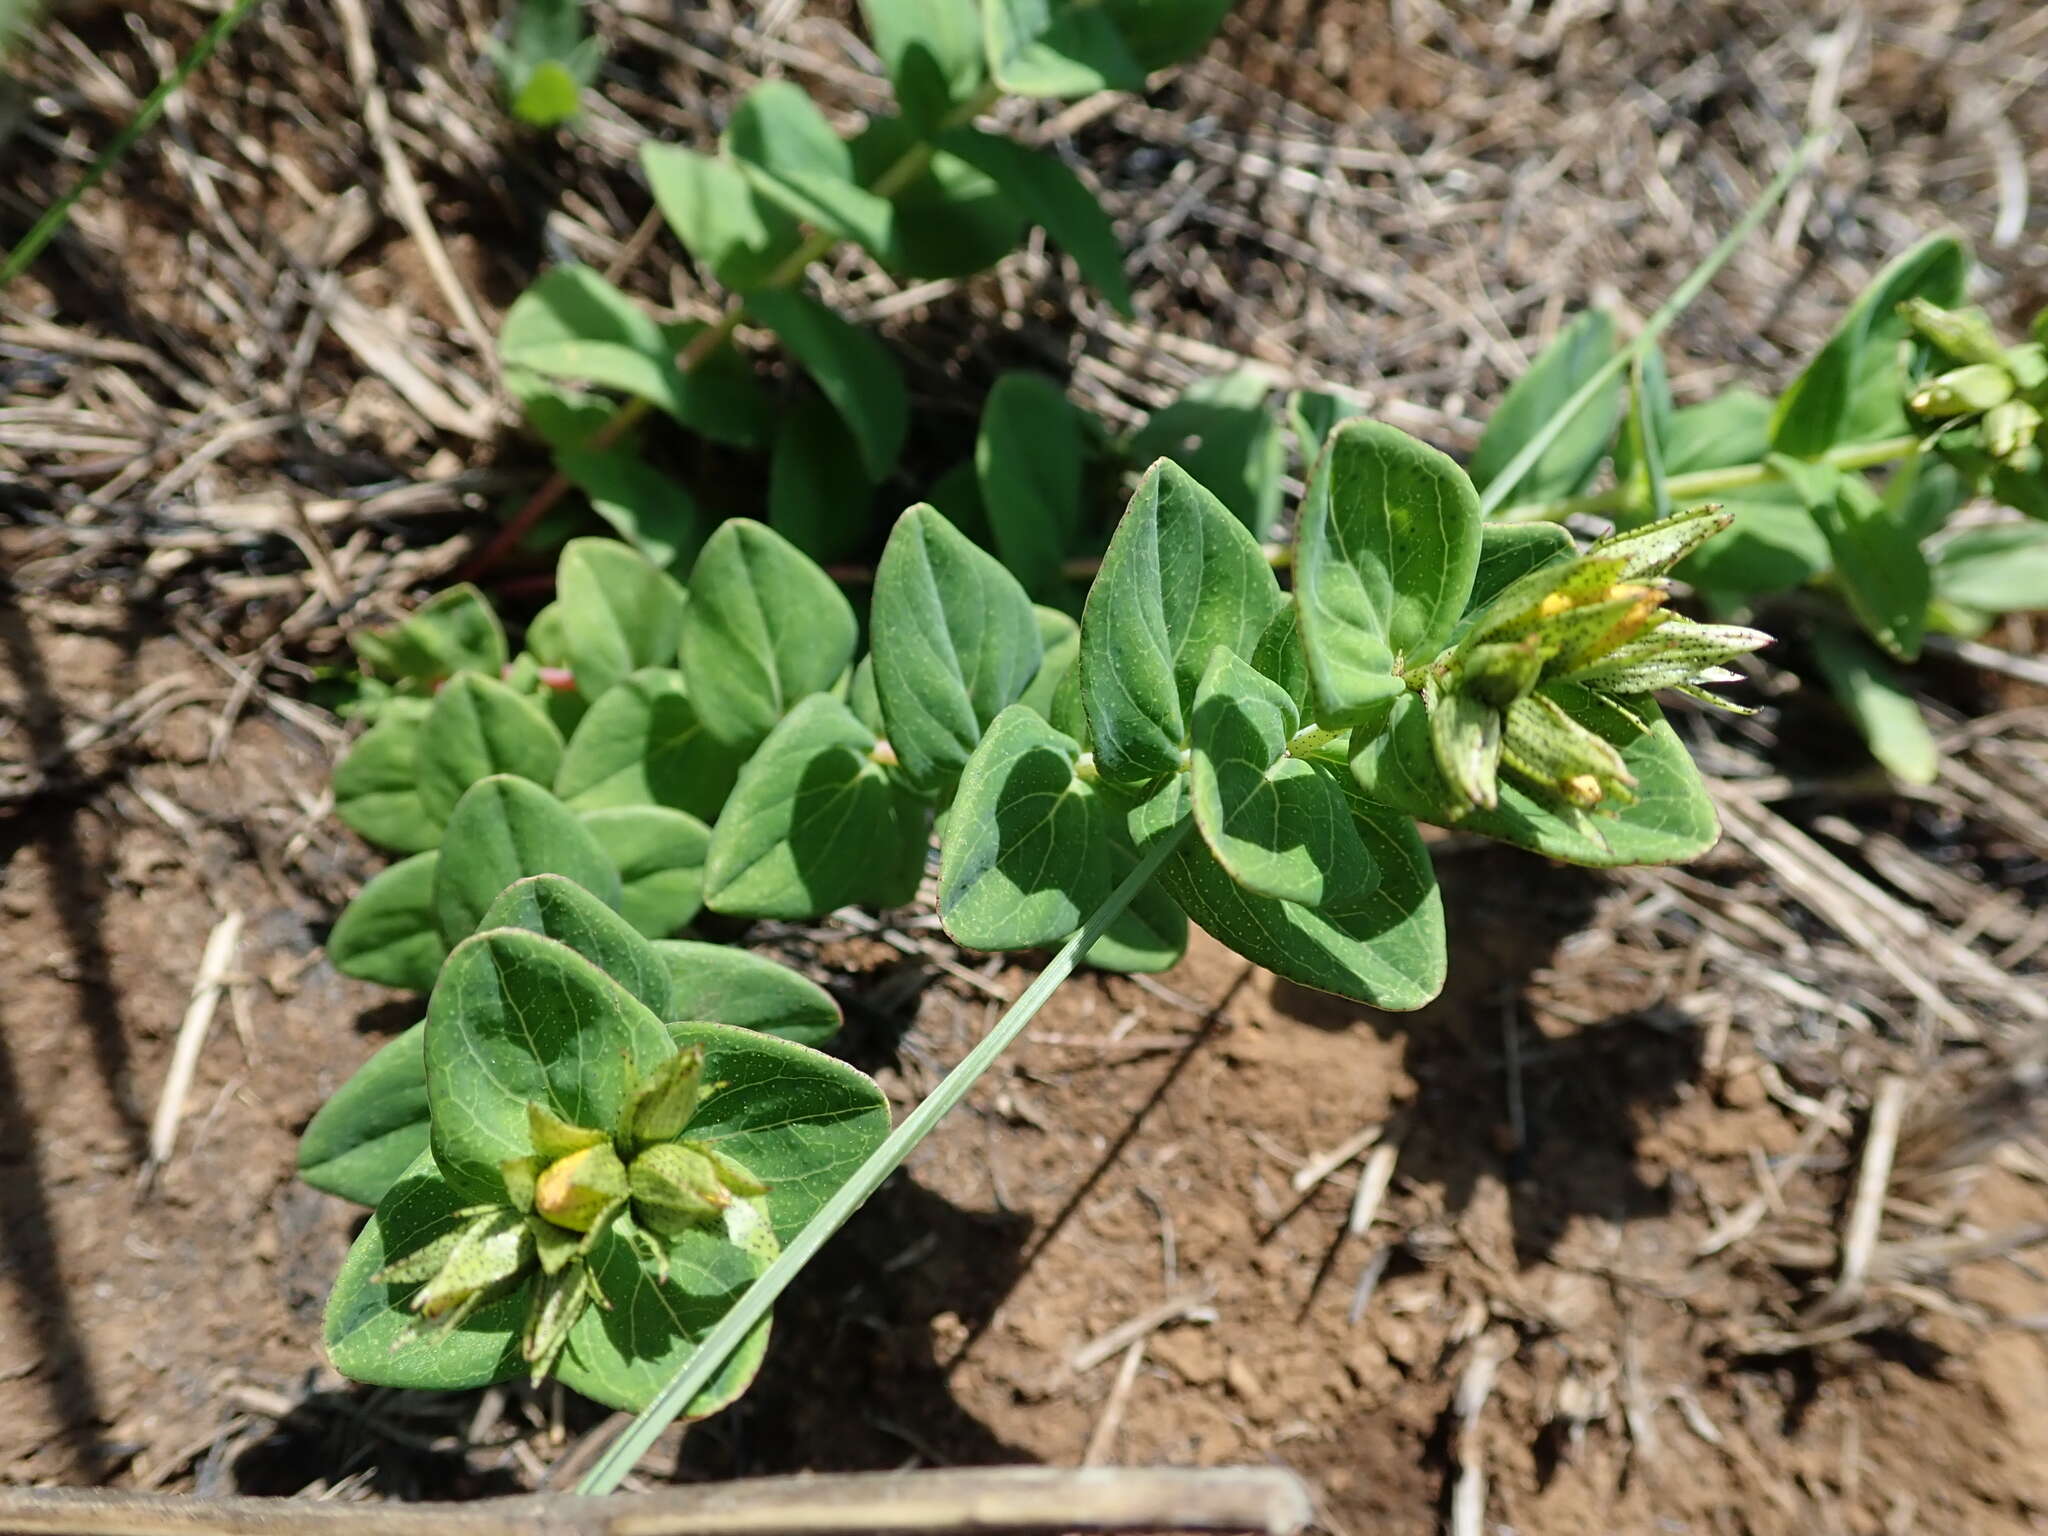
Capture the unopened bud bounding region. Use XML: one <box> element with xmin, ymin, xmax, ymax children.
<box><xmin>527</xmin><ymin>1101</ymin><xmax>608</xmax><ymax>1162</ymax></box>
<box><xmin>1428</xmin><ymin>692</ymin><xmax>1503</xmax><ymax>814</ymax></box>
<box><xmin>625</xmin><ymin>1047</ymin><xmax>705</xmax><ymax>1148</ymax></box>
<box><xmin>629</xmin><ymin>1141</ymin><xmax>731</xmax><ymax>1235</ymax></box>
<box><xmin>1986</xmin><ymin>400</ymin><xmax>2044</xmax><ymax>464</ymax></box>
<box><xmin>2004</xmin><ymin>343</ymin><xmax>2047</xmax><ymax>394</ymax></box>
<box><xmin>1501</xmin><ymin>693</ymin><xmax>1636</xmax><ymax>810</ymax></box>
<box><xmin>1458</xmin><ymin>639</ymin><xmax>1545</xmax><ymax>708</ymax></box>
<box><xmin>534</xmin><ymin>1142</ymin><xmax>629</xmax><ymax>1233</ymax></box>
<box><xmin>1899</xmin><ymin>298</ymin><xmax>2005</xmax><ymax>366</ymax></box>
<box><xmin>1592</xmin><ymin>505</ymin><xmax>1732</xmax><ymax>580</ymax></box>
<box><xmin>1911</xmin><ymin>363</ymin><xmax>2014</xmax><ymax>418</ymax></box>
<box><xmin>376</xmin><ymin>1207</ymin><xmax>535</xmax><ymax>1326</ymax></box>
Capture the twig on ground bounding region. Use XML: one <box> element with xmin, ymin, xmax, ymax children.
<box><xmin>141</xmin><ymin>908</ymin><xmax>243</xmax><ymax>1189</ymax></box>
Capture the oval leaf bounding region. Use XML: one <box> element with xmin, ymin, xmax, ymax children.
<box><xmin>555</xmin><ymin>668</ymin><xmax>745</xmax><ymax>824</ymax></box>
<box><xmin>298</xmin><ymin>1023</ymin><xmax>430</xmax><ymax>1207</ymax></box>
<box><xmin>329</xmin><ymin>851</ymin><xmax>448</xmax><ymax>992</ymax></box>
<box><xmin>939</xmin><ymin>704</ymin><xmax>1112</xmax><ymax>951</ymax></box>
<box><xmin>334</xmin><ymin>716</ymin><xmax>444</xmax><ymax>855</ymax></box>
<box><xmin>744</xmin><ymin>290</ymin><xmax>907</xmax><ymax>480</ymax></box>
<box><xmin>872</xmin><ymin>504</ymin><xmax>1044</xmax><ymax>792</ymax></box>
<box><xmin>939</xmin><ymin>129</ymin><xmax>1132</xmax><ymax>314</ymax></box>
<box><xmin>556</xmin><ymin>537</ymin><xmax>690</xmax><ymax>704</ymax></box>
<box><xmin>1079</xmin><ymin>460</ymin><xmax>1285</xmax><ymax>782</ymax></box>
<box><xmin>479</xmin><ymin>872</ymin><xmax>673</xmax><ymax>1017</ymax></box>
<box><xmin>580</xmin><ymin>805</ymin><xmax>711</xmax><ymax>938</ymax></box>
<box><xmin>976</xmin><ymin>372</ymin><xmax>1090</xmax><ymax>599</ymax></box>
<box><xmin>679</xmin><ymin>519</ymin><xmax>859</xmax><ymax>752</ymax></box>
<box><xmin>424</xmin><ymin>929</ymin><xmax>676</xmax><ymax>1202</ymax></box>
<box><xmin>653</xmin><ymin>940</ymin><xmax>843</xmax><ymax>1045</ymax></box>
<box><xmin>1469</xmin><ymin>309</ymin><xmax>1618</xmax><ymax>505</ymax></box>
<box><xmin>417</xmin><ymin>673</ymin><xmax>566</xmax><ymax>823</ymax></box>
<box><xmin>1807</xmin><ymin>628</ymin><xmax>1939</xmax><ymax>786</ymax></box>
<box><xmin>1188</xmin><ymin>647</ymin><xmax>1377</xmax><ymax>907</ymax></box>
<box><xmin>1294</xmin><ymin>420</ymin><xmax>1483</xmax><ymax>725</ymax></box>
<box><xmin>703</xmin><ymin>695</ymin><xmax>929</xmax><ymax>919</ymax></box>
<box><xmin>432</xmin><ymin>775</ymin><xmax>624</xmax><ymax>947</ymax></box>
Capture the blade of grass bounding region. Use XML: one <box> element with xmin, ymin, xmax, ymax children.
<box><xmin>575</xmin><ymin>820</ymin><xmax>1192</xmax><ymax>1495</ymax></box>
<box><xmin>1475</xmin><ymin>130</ymin><xmax>1825</xmax><ymax>519</ymax></box>
<box><xmin>0</xmin><ymin>0</ymin><xmax>266</xmax><ymax>287</ymax></box>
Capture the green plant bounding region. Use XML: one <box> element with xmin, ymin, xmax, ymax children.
<box><xmin>312</xmin><ymin>410</ymin><xmax>1763</xmax><ymax>1411</ymax></box>
<box><xmin>487</xmin><ymin>0</ymin><xmax>601</xmax><ymax>129</ymax></box>
<box><xmin>1478</xmin><ymin>235</ymin><xmax>2048</xmax><ymax>785</ymax></box>
<box><xmin>480</xmin><ymin>0</ymin><xmax>1237</xmax><ymax>579</ymax></box>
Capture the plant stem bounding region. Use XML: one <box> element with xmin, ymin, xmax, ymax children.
<box><xmin>0</xmin><ymin>0</ymin><xmax>267</xmax><ymax>287</ymax></box>
<box><xmin>1473</xmin><ymin>130</ymin><xmax>1824</xmax><ymax>519</ymax></box>
<box><xmin>466</xmin><ymin>85</ymin><xmax>1002</xmax><ymax>580</ymax></box>
<box><xmin>1495</xmin><ymin>433</ymin><xmax>1922</xmax><ymax>525</ymax></box>
<box><xmin>574</xmin><ymin>820</ymin><xmax>1191</xmax><ymax>1496</ymax></box>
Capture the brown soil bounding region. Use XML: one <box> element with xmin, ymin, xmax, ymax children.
<box><xmin>4</xmin><ymin>601</ymin><xmax>2047</xmax><ymax>1533</ymax></box>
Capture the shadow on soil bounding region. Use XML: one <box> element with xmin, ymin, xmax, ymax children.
<box><xmin>1271</xmin><ymin>843</ymin><xmax>1702</xmax><ymax>1267</ymax></box>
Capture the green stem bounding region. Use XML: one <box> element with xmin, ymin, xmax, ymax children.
<box><xmin>574</xmin><ymin>819</ymin><xmax>1192</xmax><ymax>1496</ymax></box>
<box><xmin>1495</xmin><ymin>433</ymin><xmax>1922</xmax><ymax>525</ymax></box>
<box><xmin>0</xmin><ymin>0</ymin><xmax>267</xmax><ymax>287</ymax></box>
<box><xmin>1473</xmin><ymin>130</ymin><xmax>1824</xmax><ymax>519</ymax></box>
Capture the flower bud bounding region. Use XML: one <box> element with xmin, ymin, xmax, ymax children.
<box><xmin>629</xmin><ymin>1141</ymin><xmax>731</xmax><ymax>1235</ymax></box>
<box><xmin>1457</xmin><ymin>639</ymin><xmax>1545</xmax><ymax>708</ymax></box>
<box><xmin>1986</xmin><ymin>400</ymin><xmax>2044</xmax><ymax>464</ymax></box>
<box><xmin>1428</xmin><ymin>691</ymin><xmax>1502</xmax><ymax>814</ymax></box>
<box><xmin>527</xmin><ymin>1101</ymin><xmax>608</xmax><ymax>1162</ymax></box>
<box><xmin>1501</xmin><ymin>693</ymin><xmax>1636</xmax><ymax>810</ymax></box>
<box><xmin>1910</xmin><ymin>363</ymin><xmax>2014</xmax><ymax>418</ymax></box>
<box><xmin>534</xmin><ymin>1142</ymin><xmax>629</xmax><ymax>1233</ymax></box>
<box><xmin>376</xmin><ymin>1207</ymin><xmax>536</xmax><ymax>1327</ymax></box>
<box><xmin>1899</xmin><ymin>298</ymin><xmax>2005</xmax><ymax>366</ymax></box>
<box><xmin>2004</xmin><ymin>343</ymin><xmax>2047</xmax><ymax>394</ymax></box>
<box><xmin>624</xmin><ymin>1046</ymin><xmax>705</xmax><ymax>1149</ymax></box>
<box><xmin>523</xmin><ymin>1264</ymin><xmax>601</xmax><ymax>1382</ymax></box>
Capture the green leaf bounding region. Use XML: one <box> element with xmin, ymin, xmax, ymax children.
<box><xmin>1805</xmin><ymin>469</ymin><xmax>1931</xmax><ymax>660</ymax></box>
<box><xmin>725</xmin><ymin>81</ymin><xmax>896</xmax><ymax>259</ymax></box>
<box><xmin>1103</xmin><ymin>0</ymin><xmax>1233</xmax><ymax>68</ymax></box>
<box><xmin>558</xmin><ymin>1213</ymin><xmax>771</xmax><ymax>1415</ymax></box>
<box><xmin>1625</xmin><ymin>349</ymin><xmax>1674</xmax><ymax>521</ymax></box>
<box><xmin>858</xmin><ymin>0</ymin><xmax>986</xmax><ymax>127</ymax></box>
<box><xmin>985</xmin><ymin>0</ymin><xmax>1144</xmax><ymax>96</ymax></box>
<box><xmin>555</xmin><ymin>537</ymin><xmax>690</xmax><ymax>703</ymax></box>
<box><xmin>938</xmin><ymin>130</ymin><xmax>1133</xmax><ymax>315</ymax></box>
<box><xmin>1018</xmin><ymin>606</ymin><xmax>1081</xmax><ymax>721</ymax></box>
<box><xmin>432</xmin><ymin>775</ymin><xmax>623</xmax><ymax>947</ymax></box>
<box><xmin>872</xmin><ymin>505</ymin><xmax>1044</xmax><ymax>792</ymax></box>
<box><xmin>1933</xmin><ymin>523</ymin><xmax>2048</xmax><ymax>613</ymax></box>
<box><xmin>1188</xmin><ymin>648</ymin><xmax>1376</xmax><ymax>906</ymax></box>
<box><xmin>323</xmin><ymin>1153</ymin><xmax>526</xmax><ymax>1391</ymax></box>
<box><xmin>1684</xmin><ymin>494</ymin><xmax>1828</xmax><ymax>603</ymax></box>
<box><xmin>298</xmin><ymin>1024</ymin><xmax>430</xmax><ymax>1206</ymax></box>
<box><xmin>1080</xmin><ymin>460</ymin><xmax>1285</xmax><ymax>782</ymax></box>
<box><xmin>1349</xmin><ymin>686</ymin><xmax>1719</xmax><ymax>867</ymax></box>
<box><xmin>1286</xmin><ymin>389</ymin><xmax>1365</xmax><ymax>468</ymax></box>
<box><xmin>555</xmin><ymin>446</ymin><xmax>708</xmax><ymax>576</ymax></box>
<box><xmin>1470</xmin><ymin>309</ymin><xmax>1617</xmax><ymax>505</ymax></box>
<box><xmin>510</xmin><ymin>59</ymin><xmax>583</xmax><ymax>127</ymax></box>
<box><xmin>1294</xmin><ymin>419</ymin><xmax>1482</xmax><ymax>725</ymax></box>
<box><xmin>424</xmin><ymin>928</ymin><xmax>675</xmax><ymax>1202</ymax></box>
<box><xmin>976</xmin><ymin>371</ymin><xmax>1089</xmax><ymax>599</ymax></box>
<box><xmin>580</xmin><ymin>805</ymin><xmax>711</xmax><ymax>937</ymax></box>
<box><xmin>769</xmin><ymin>393</ymin><xmax>876</xmax><ymax>565</ymax></box>
<box><xmin>1139</xmin><ymin>780</ymin><xmax>1446</xmax><ymax>1010</ymax></box>
<box><xmin>703</xmin><ymin>695</ymin><xmax>929</xmax><ymax>919</ymax></box>
<box><xmin>351</xmin><ymin>583</ymin><xmax>506</xmax><ymax>688</ymax></box>
<box><xmin>745</xmin><ymin>289</ymin><xmax>907</xmax><ymax>481</ymax></box>
<box><xmin>852</xmin><ymin>119</ymin><xmax>1025</xmax><ymax>280</ymax></box>
<box><xmin>663</xmin><ymin>1021</ymin><xmax>891</xmax><ymax>1248</ymax></box>
<box><xmin>334</xmin><ymin>715</ymin><xmax>444</xmax><ymax>854</ymax></box>
<box><xmin>938</xmin><ymin>704</ymin><xmax>1111</xmax><ymax>950</ymax></box>
<box><xmin>330</xmin><ymin>852</ymin><xmax>448</xmax><ymax>992</ymax></box>
<box><xmin>1128</xmin><ymin>371</ymin><xmax>1285</xmax><ymax>536</ymax></box>
<box><xmin>1082</xmin><ymin>859</ymin><xmax>1188</xmax><ymax>973</ymax></box>
<box><xmin>1459</xmin><ymin>524</ymin><xmax>1577</xmax><ymax>624</ymax></box>
<box><xmin>480</xmin><ymin>873</ymin><xmax>674</xmax><ymax>1018</ymax></box>
<box><xmin>640</xmin><ymin>143</ymin><xmax>803</xmax><ymax>294</ymax></box>
<box><xmin>555</xmin><ymin>668</ymin><xmax>745</xmax><ymax>824</ymax></box>
<box><xmin>652</xmin><ymin>941</ymin><xmax>843</xmax><ymax>1045</ymax></box>
<box><xmin>848</xmin><ymin>654</ymin><xmax>886</xmax><ymax>736</ymax></box>
<box><xmin>501</xmin><ymin>267</ymin><xmax>766</xmax><ymax>444</ymax></box>
<box><xmin>679</xmin><ymin>519</ymin><xmax>860</xmax><ymax>752</ymax></box>
<box><xmin>1770</xmin><ymin>234</ymin><xmax>1971</xmax><ymax>456</ymax></box>
<box><xmin>1808</xmin><ymin>628</ymin><xmax>1938</xmax><ymax>786</ymax></box>
<box><xmin>417</xmin><ymin>673</ymin><xmax>566</xmax><ymax>823</ymax></box>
